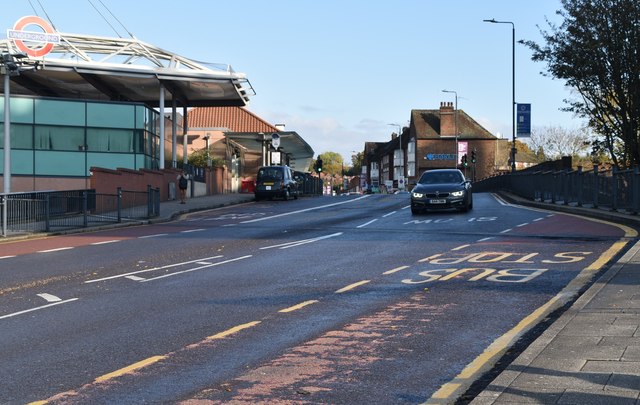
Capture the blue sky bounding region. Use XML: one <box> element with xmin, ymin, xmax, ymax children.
<box><xmin>3</xmin><ymin>0</ymin><xmax>577</xmax><ymax>162</ymax></box>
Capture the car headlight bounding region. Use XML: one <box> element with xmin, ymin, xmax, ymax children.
<box><xmin>412</xmin><ymin>192</ymin><xmax>424</xmax><ymax>198</ymax></box>
<box><xmin>450</xmin><ymin>190</ymin><xmax>465</xmax><ymax>197</ymax></box>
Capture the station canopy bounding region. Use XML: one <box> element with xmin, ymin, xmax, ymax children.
<box><xmin>0</xmin><ymin>32</ymin><xmax>254</xmax><ymax>108</ymax></box>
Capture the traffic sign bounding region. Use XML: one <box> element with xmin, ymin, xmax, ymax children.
<box><xmin>517</xmin><ymin>103</ymin><xmax>531</xmax><ymax>137</ymax></box>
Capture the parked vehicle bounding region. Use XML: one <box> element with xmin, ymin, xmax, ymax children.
<box><xmin>410</xmin><ymin>169</ymin><xmax>472</xmax><ymax>214</ymax></box>
<box><xmin>254</xmin><ymin>165</ymin><xmax>299</xmax><ymax>201</ymax></box>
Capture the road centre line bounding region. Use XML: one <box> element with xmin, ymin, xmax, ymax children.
<box><xmin>477</xmin><ymin>237</ymin><xmax>494</xmax><ymax>242</ymax></box>
<box><xmin>382</xmin><ymin>211</ymin><xmax>397</xmax><ymax>217</ymax></box>
<box><xmin>138</xmin><ymin>233</ymin><xmax>168</xmax><ymax>239</ymax></box>
<box><xmin>140</xmin><ymin>255</ymin><xmax>252</xmax><ymax>282</ymax></box>
<box><xmin>516</xmin><ymin>223</ymin><xmax>529</xmax><ymax>227</ymax></box>
<box><xmin>279</xmin><ymin>300</ymin><xmax>319</xmax><ymax>313</ymax></box>
<box><xmin>90</xmin><ymin>240</ymin><xmax>121</xmax><ymax>245</ymax></box>
<box><xmin>383</xmin><ymin>265</ymin><xmax>410</xmax><ymax>275</ymax></box>
<box><xmin>241</xmin><ymin>195</ymin><xmax>370</xmax><ymax>224</ymax></box>
<box><xmin>38</xmin><ymin>246</ymin><xmax>74</xmax><ymax>253</ymax></box>
<box><xmin>0</xmin><ymin>298</ymin><xmax>79</xmax><ymax>320</ymax></box>
<box><xmin>335</xmin><ymin>280</ymin><xmax>370</xmax><ymax>293</ymax></box>
<box><xmin>500</xmin><ymin>229</ymin><xmax>512</xmax><ymax>234</ymax></box>
<box><xmin>0</xmin><ymin>255</ymin><xmax>16</xmax><ymax>259</ymax></box>
<box><xmin>357</xmin><ymin>219</ymin><xmax>378</xmax><ymax>228</ymax></box>
<box><xmin>180</xmin><ymin>228</ymin><xmax>205</xmax><ymax>233</ymax></box>
<box><xmin>85</xmin><ymin>255</ymin><xmax>224</xmax><ymax>283</ymax></box>
<box><xmin>260</xmin><ymin>232</ymin><xmax>343</xmax><ymax>250</ymax></box>
<box><xmin>452</xmin><ymin>244</ymin><xmax>470</xmax><ymax>251</ymax></box>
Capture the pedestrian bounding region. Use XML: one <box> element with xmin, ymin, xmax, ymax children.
<box><xmin>177</xmin><ymin>170</ymin><xmax>188</xmax><ymax>203</ymax></box>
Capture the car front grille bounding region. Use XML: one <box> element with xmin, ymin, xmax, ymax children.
<box><xmin>425</xmin><ymin>192</ymin><xmax>450</xmax><ymax>198</ymax></box>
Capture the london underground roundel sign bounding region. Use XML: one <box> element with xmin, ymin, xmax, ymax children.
<box><xmin>7</xmin><ymin>15</ymin><xmax>60</xmax><ymax>57</ymax></box>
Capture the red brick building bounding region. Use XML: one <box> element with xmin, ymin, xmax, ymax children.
<box><xmin>364</xmin><ymin>102</ymin><xmax>507</xmax><ymax>191</ymax></box>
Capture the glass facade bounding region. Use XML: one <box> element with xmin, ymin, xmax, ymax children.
<box><xmin>0</xmin><ymin>96</ymin><xmax>160</xmax><ymax>176</ymax></box>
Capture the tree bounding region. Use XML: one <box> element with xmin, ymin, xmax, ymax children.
<box><xmin>316</xmin><ymin>151</ymin><xmax>344</xmax><ymax>176</ymax></box>
<box><xmin>521</xmin><ymin>0</ymin><xmax>640</xmax><ymax>168</ymax></box>
<box><xmin>188</xmin><ymin>148</ymin><xmax>224</xmax><ymax>168</ymax></box>
<box><xmin>527</xmin><ymin>125</ymin><xmax>591</xmax><ymax>160</ymax></box>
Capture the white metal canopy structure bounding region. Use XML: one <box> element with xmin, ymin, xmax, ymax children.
<box><xmin>0</xmin><ymin>32</ymin><xmax>254</xmax><ymax>107</ymax></box>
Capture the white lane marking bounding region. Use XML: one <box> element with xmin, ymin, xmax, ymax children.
<box><xmin>141</xmin><ymin>255</ymin><xmax>253</xmax><ymax>282</ymax></box>
<box><xmin>90</xmin><ymin>240</ymin><xmax>121</xmax><ymax>245</ymax></box>
<box><xmin>180</xmin><ymin>229</ymin><xmax>205</xmax><ymax>233</ymax></box>
<box><xmin>85</xmin><ymin>255</ymin><xmax>224</xmax><ymax>283</ymax></box>
<box><xmin>534</xmin><ymin>217</ymin><xmax>545</xmax><ymax>222</ymax></box>
<box><xmin>452</xmin><ymin>245</ymin><xmax>470</xmax><ymax>251</ymax></box>
<box><xmin>516</xmin><ymin>223</ymin><xmax>529</xmax><ymax>227</ymax></box>
<box><xmin>357</xmin><ymin>219</ymin><xmax>378</xmax><ymax>228</ymax></box>
<box><xmin>37</xmin><ymin>293</ymin><xmax>62</xmax><ymax>302</ymax></box>
<box><xmin>138</xmin><ymin>233</ymin><xmax>168</xmax><ymax>239</ymax></box>
<box><xmin>125</xmin><ymin>275</ymin><xmax>146</xmax><ymax>281</ymax></box>
<box><xmin>0</xmin><ymin>298</ymin><xmax>79</xmax><ymax>320</ymax></box>
<box><xmin>260</xmin><ymin>233</ymin><xmax>343</xmax><ymax>250</ymax></box>
<box><xmin>500</xmin><ymin>229</ymin><xmax>512</xmax><ymax>234</ymax></box>
<box><xmin>0</xmin><ymin>255</ymin><xmax>16</xmax><ymax>260</ymax></box>
<box><xmin>38</xmin><ymin>247</ymin><xmax>74</xmax><ymax>253</ymax></box>
<box><xmin>241</xmin><ymin>195</ymin><xmax>370</xmax><ymax>224</ymax></box>
<box><xmin>477</xmin><ymin>237</ymin><xmax>494</xmax><ymax>242</ymax></box>
<box><xmin>382</xmin><ymin>211</ymin><xmax>397</xmax><ymax>218</ymax></box>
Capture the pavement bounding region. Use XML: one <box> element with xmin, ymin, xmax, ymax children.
<box><xmin>5</xmin><ymin>191</ymin><xmax>640</xmax><ymax>403</ymax></box>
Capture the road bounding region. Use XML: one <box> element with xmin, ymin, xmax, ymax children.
<box><xmin>0</xmin><ymin>192</ymin><xmax>634</xmax><ymax>404</ymax></box>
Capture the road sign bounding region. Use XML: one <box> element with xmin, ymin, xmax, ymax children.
<box><xmin>517</xmin><ymin>104</ymin><xmax>531</xmax><ymax>137</ymax></box>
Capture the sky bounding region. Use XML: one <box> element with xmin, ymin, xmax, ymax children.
<box><xmin>2</xmin><ymin>0</ymin><xmax>581</xmax><ymax>163</ymax></box>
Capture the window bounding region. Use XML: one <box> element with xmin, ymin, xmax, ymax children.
<box><xmin>87</xmin><ymin>128</ymin><xmax>134</xmax><ymax>152</ymax></box>
<box><xmin>35</xmin><ymin>125</ymin><xmax>84</xmax><ymax>151</ymax></box>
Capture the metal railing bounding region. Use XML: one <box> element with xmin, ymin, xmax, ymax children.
<box><xmin>1</xmin><ymin>186</ymin><xmax>160</xmax><ymax>237</ymax></box>
<box><xmin>474</xmin><ymin>165</ymin><xmax>640</xmax><ymax>215</ymax></box>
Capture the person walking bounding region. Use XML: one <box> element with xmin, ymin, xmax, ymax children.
<box><xmin>177</xmin><ymin>171</ymin><xmax>189</xmax><ymax>203</ymax></box>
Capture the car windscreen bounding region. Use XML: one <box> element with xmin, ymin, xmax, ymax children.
<box><xmin>418</xmin><ymin>171</ymin><xmax>463</xmax><ymax>184</ymax></box>
<box><xmin>257</xmin><ymin>168</ymin><xmax>283</xmax><ymax>181</ymax></box>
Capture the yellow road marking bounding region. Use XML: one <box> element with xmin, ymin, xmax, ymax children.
<box><xmin>207</xmin><ymin>321</ymin><xmax>261</xmax><ymax>340</ymax></box>
<box><xmin>279</xmin><ymin>300</ymin><xmax>319</xmax><ymax>313</ymax></box>
<box><xmin>335</xmin><ymin>280</ymin><xmax>370</xmax><ymax>293</ymax></box>
<box><xmin>94</xmin><ymin>355</ymin><xmax>165</xmax><ymax>383</ymax></box>
<box><xmin>425</xmin><ymin>237</ymin><xmax>631</xmax><ymax>404</ymax></box>
<box><xmin>383</xmin><ymin>265</ymin><xmax>410</xmax><ymax>275</ymax></box>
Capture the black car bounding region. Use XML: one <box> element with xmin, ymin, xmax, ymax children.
<box><xmin>254</xmin><ymin>165</ymin><xmax>299</xmax><ymax>201</ymax></box>
<box><xmin>410</xmin><ymin>169</ymin><xmax>472</xmax><ymax>214</ymax></box>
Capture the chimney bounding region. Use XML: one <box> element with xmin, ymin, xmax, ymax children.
<box><xmin>439</xmin><ymin>102</ymin><xmax>455</xmax><ymax>136</ymax></box>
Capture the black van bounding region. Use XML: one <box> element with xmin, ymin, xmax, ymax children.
<box><xmin>254</xmin><ymin>165</ymin><xmax>300</xmax><ymax>201</ymax></box>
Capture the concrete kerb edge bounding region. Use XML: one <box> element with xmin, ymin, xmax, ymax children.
<box><xmin>473</xmin><ymin>193</ymin><xmax>640</xmax><ymax>403</ymax></box>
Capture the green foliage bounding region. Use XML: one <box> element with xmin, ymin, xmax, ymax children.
<box><xmin>521</xmin><ymin>0</ymin><xmax>640</xmax><ymax>168</ymax></box>
<box><xmin>316</xmin><ymin>151</ymin><xmax>344</xmax><ymax>176</ymax></box>
<box><xmin>188</xmin><ymin>148</ymin><xmax>224</xmax><ymax>168</ymax></box>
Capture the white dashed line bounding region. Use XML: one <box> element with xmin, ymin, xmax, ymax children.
<box><xmin>90</xmin><ymin>240</ymin><xmax>121</xmax><ymax>245</ymax></box>
<box><xmin>38</xmin><ymin>247</ymin><xmax>74</xmax><ymax>253</ymax></box>
<box><xmin>138</xmin><ymin>233</ymin><xmax>168</xmax><ymax>239</ymax></box>
<box><xmin>37</xmin><ymin>293</ymin><xmax>62</xmax><ymax>302</ymax></box>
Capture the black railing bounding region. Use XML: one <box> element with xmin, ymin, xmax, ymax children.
<box><xmin>474</xmin><ymin>166</ymin><xmax>640</xmax><ymax>214</ymax></box>
<box><xmin>1</xmin><ymin>187</ymin><xmax>160</xmax><ymax>237</ymax></box>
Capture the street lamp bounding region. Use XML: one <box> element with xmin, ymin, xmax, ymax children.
<box><xmin>441</xmin><ymin>89</ymin><xmax>459</xmax><ymax>169</ymax></box>
<box><xmin>483</xmin><ymin>18</ymin><xmax>516</xmax><ymax>173</ymax></box>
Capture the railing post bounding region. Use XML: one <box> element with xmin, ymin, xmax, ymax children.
<box><xmin>82</xmin><ymin>191</ymin><xmax>88</xmax><ymax>227</ymax></box>
<box><xmin>612</xmin><ymin>167</ymin><xmax>618</xmax><ymax>211</ymax></box>
<box><xmin>577</xmin><ymin>166</ymin><xmax>583</xmax><ymax>207</ymax></box>
<box><xmin>633</xmin><ymin>166</ymin><xmax>640</xmax><ymax>214</ymax></box>
<box><xmin>117</xmin><ymin>187</ymin><xmax>122</xmax><ymax>223</ymax></box>
<box><xmin>593</xmin><ymin>165</ymin><xmax>599</xmax><ymax>209</ymax></box>
<box><xmin>45</xmin><ymin>194</ymin><xmax>51</xmax><ymax>232</ymax></box>
<box><xmin>1</xmin><ymin>195</ymin><xmax>6</xmax><ymax>237</ymax></box>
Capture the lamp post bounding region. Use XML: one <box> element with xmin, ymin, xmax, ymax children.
<box><xmin>441</xmin><ymin>89</ymin><xmax>458</xmax><ymax>169</ymax></box>
<box><xmin>203</xmin><ymin>133</ymin><xmax>211</xmax><ymax>167</ymax></box>
<box><xmin>483</xmin><ymin>18</ymin><xmax>516</xmax><ymax>173</ymax></box>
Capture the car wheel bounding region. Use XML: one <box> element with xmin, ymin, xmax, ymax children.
<box><xmin>283</xmin><ymin>189</ymin><xmax>289</xmax><ymax>201</ymax></box>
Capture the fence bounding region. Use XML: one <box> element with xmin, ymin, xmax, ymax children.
<box><xmin>1</xmin><ymin>186</ymin><xmax>160</xmax><ymax>237</ymax></box>
<box><xmin>474</xmin><ymin>165</ymin><xmax>640</xmax><ymax>214</ymax></box>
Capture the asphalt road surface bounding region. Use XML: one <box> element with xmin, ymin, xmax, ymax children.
<box><xmin>0</xmin><ymin>192</ymin><xmax>634</xmax><ymax>404</ymax></box>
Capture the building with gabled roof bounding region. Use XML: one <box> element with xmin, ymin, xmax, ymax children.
<box><xmin>363</xmin><ymin>102</ymin><xmax>508</xmax><ymax>191</ymax></box>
